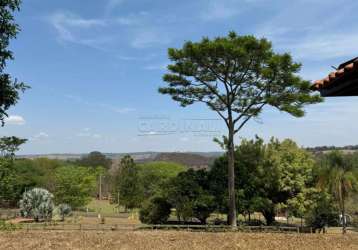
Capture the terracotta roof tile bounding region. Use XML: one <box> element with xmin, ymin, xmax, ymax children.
<box><xmin>311</xmin><ymin>58</ymin><xmax>358</xmax><ymax>91</ymax></box>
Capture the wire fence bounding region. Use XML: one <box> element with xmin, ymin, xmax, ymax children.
<box><xmin>20</xmin><ymin>223</ymin><xmax>314</xmax><ymax>233</ymax></box>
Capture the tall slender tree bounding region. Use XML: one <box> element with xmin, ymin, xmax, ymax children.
<box><xmin>159</xmin><ymin>32</ymin><xmax>322</xmax><ymax>227</ymax></box>
<box><xmin>0</xmin><ymin>0</ymin><xmax>28</xmax><ymax>125</ymax></box>
<box><xmin>317</xmin><ymin>151</ymin><xmax>358</xmax><ymax>234</ymax></box>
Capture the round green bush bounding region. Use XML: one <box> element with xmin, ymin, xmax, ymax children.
<box><xmin>139</xmin><ymin>197</ymin><xmax>171</xmax><ymax>224</ymax></box>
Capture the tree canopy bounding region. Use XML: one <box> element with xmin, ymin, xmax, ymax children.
<box><xmin>317</xmin><ymin>151</ymin><xmax>358</xmax><ymax>233</ymax></box>
<box><xmin>0</xmin><ymin>0</ymin><xmax>28</xmax><ymax>125</ymax></box>
<box><xmin>159</xmin><ymin>31</ymin><xmax>322</xmax><ymax>226</ymax></box>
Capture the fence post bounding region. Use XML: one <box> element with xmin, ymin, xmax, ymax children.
<box><xmin>79</xmin><ymin>224</ymin><xmax>82</xmax><ymax>231</ymax></box>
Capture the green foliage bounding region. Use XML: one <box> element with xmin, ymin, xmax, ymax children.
<box><xmin>137</xmin><ymin>161</ymin><xmax>186</xmax><ymax>199</ymax></box>
<box><xmin>139</xmin><ymin>197</ymin><xmax>172</xmax><ymax>224</ymax></box>
<box><xmin>209</xmin><ymin>136</ymin><xmax>316</xmax><ymax>225</ymax></box>
<box><xmin>1</xmin><ymin>157</ymin><xmax>61</xmax><ymax>207</ymax></box>
<box><xmin>0</xmin><ymin>0</ymin><xmax>29</xmax><ymax>125</ymax></box>
<box><xmin>305</xmin><ymin>192</ymin><xmax>339</xmax><ymax>229</ymax></box>
<box><xmin>0</xmin><ymin>220</ymin><xmax>21</xmax><ymax>231</ymax></box>
<box><xmin>159</xmin><ymin>32</ymin><xmax>321</xmax><ymax>119</ymax></box>
<box><xmin>0</xmin><ymin>157</ymin><xmax>16</xmax><ymax>206</ymax></box>
<box><xmin>0</xmin><ymin>136</ymin><xmax>27</xmax><ymax>157</ymax></box>
<box><xmin>166</xmin><ymin>169</ymin><xmax>216</xmax><ymax>224</ymax></box>
<box><xmin>54</xmin><ymin>165</ymin><xmax>97</xmax><ymax>209</ymax></box>
<box><xmin>317</xmin><ymin>151</ymin><xmax>358</xmax><ymax>233</ymax></box>
<box><xmin>57</xmin><ymin>204</ymin><xmax>72</xmax><ymax>221</ymax></box>
<box><xmin>159</xmin><ymin>31</ymin><xmax>322</xmax><ymax>226</ymax></box>
<box><xmin>14</xmin><ymin>158</ymin><xmax>64</xmax><ymax>193</ymax></box>
<box><xmin>19</xmin><ymin>188</ymin><xmax>54</xmax><ymax>222</ymax></box>
<box><xmin>112</xmin><ymin>155</ymin><xmax>142</xmax><ymax>209</ymax></box>
<box><xmin>75</xmin><ymin>151</ymin><xmax>112</xmax><ymax>169</ymax></box>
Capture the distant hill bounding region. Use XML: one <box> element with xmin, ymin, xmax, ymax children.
<box><xmin>306</xmin><ymin>145</ymin><xmax>358</xmax><ymax>154</ymax></box>
<box><xmin>17</xmin><ymin>151</ymin><xmax>224</xmax><ymax>169</ymax></box>
<box><xmin>150</xmin><ymin>152</ymin><xmax>221</xmax><ymax>170</ymax></box>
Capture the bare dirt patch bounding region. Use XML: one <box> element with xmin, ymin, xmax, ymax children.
<box><xmin>0</xmin><ymin>231</ymin><xmax>358</xmax><ymax>250</ymax></box>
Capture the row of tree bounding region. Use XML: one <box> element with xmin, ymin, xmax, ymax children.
<box><xmin>112</xmin><ymin>137</ymin><xmax>358</xmax><ymax>233</ymax></box>
<box><xmin>0</xmin><ymin>148</ymin><xmax>107</xmax><ymax>209</ymax></box>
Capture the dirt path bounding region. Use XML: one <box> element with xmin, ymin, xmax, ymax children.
<box><xmin>0</xmin><ymin>231</ymin><xmax>358</xmax><ymax>250</ymax></box>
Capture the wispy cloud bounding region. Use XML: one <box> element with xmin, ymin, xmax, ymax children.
<box><xmin>77</xmin><ymin>128</ymin><xmax>102</xmax><ymax>139</ymax></box>
<box><xmin>200</xmin><ymin>0</ymin><xmax>264</xmax><ymax>21</ymax></box>
<box><xmin>287</xmin><ymin>33</ymin><xmax>358</xmax><ymax>61</ymax></box>
<box><xmin>49</xmin><ymin>11</ymin><xmax>113</xmax><ymax>51</ymax></box>
<box><xmin>254</xmin><ymin>0</ymin><xmax>358</xmax><ymax>61</ymax></box>
<box><xmin>65</xmin><ymin>94</ymin><xmax>135</xmax><ymax>114</ymax></box>
<box><xmin>5</xmin><ymin>115</ymin><xmax>26</xmax><ymax>125</ymax></box>
<box><xmin>31</xmin><ymin>132</ymin><xmax>49</xmax><ymax>141</ymax></box>
<box><xmin>201</xmin><ymin>0</ymin><xmax>241</xmax><ymax>21</ymax></box>
<box><xmin>105</xmin><ymin>0</ymin><xmax>125</xmax><ymax>14</ymax></box>
<box><xmin>143</xmin><ymin>62</ymin><xmax>167</xmax><ymax>71</ymax></box>
<box><xmin>131</xmin><ymin>30</ymin><xmax>171</xmax><ymax>48</ymax></box>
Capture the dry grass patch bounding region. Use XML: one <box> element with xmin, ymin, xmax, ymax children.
<box><xmin>0</xmin><ymin>231</ymin><xmax>357</xmax><ymax>250</ymax></box>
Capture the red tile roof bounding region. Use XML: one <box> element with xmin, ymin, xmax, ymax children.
<box><xmin>311</xmin><ymin>57</ymin><xmax>358</xmax><ymax>91</ymax></box>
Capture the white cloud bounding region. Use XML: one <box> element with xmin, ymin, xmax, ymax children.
<box><xmin>77</xmin><ymin>128</ymin><xmax>103</xmax><ymax>139</ymax></box>
<box><xmin>65</xmin><ymin>94</ymin><xmax>135</xmax><ymax>114</ymax></box>
<box><xmin>105</xmin><ymin>0</ymin><xmax>125</xmax><ymax>14</ymax></box>
<box><xmin>143</xmin><ymin>63</ymin><xmax>167</xmax><ymax>71</ymax></box>
<box><xmin>31</xmin><ymin>132</ymin><xmax>49</xmax><ymax>141</ymax></box>
<box><xmin>131</xmin><ymin>30</ymin><xmax>171</xmax><ymax>48</ymax></box>
<box><xmin>201</xmin><ymin>0</ymin><xmax>241</xmax><ymax>21</ymax></box>
<box><xmin>287</xmin><ymin>33</ymin><xmax>358</xmax><ymax>61</ymax></box>
<box><xmin>49</xmin><ymin>11</ymin><xmax>110</xmax><ymax>50</ymax></box>
<box><xmin>201</xmin><ymin>0</ymin><xmax>263</xmax><ymax>21</ymax></box>
<box><xmin>253</xmin><ymin>0</ymin><xmax>358</xmax><ymax>61</ymax></box>
<box><xmin>5</xmin><ymin>115</ymin><xmax>26</xmax><ymax>125</ymax></box>
<box><xmin>180</xmin><ymin>137</ymin><xmax>189</xmax><ymax>142</ymax></box>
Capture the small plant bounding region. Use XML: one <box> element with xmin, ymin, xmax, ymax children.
<box><xmin>19</xmin><ymin>188</ymin><xmax>54</xmax><ymax>222</ymax></box>
<box><xmin>58</xmin><ymin>204</ymin><xmax>72</xmax><ymax>221</ymax></box>
<box><xmin>0</xmin><ymin>220</ymin><xmax>22</xmax><ymax>231</ymax></box>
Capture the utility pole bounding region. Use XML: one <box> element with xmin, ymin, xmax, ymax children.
<box><xmin>99</xmin><ymin>174</ymin><xmax>102</xmax><ymax>200</ymax></box>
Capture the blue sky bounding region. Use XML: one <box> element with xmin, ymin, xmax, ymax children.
<box><xmin>2</xmin><ymin>0</ymin><xmax>358</xmax><ymax>154</ymax></box>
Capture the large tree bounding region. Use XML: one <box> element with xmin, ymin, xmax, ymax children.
<box><xmin>0</xmin><ymin>0</ymin><xmax>28</xmax><ymax>125</ymax></box>
<box><xmin>54</xmin><ymin>165</ymin><xmax>97</xmax><ymax>208</ymax></box>
<box><xmin>76</xmin><ymin>151</ymin><xmax>112</xmax><ymax>169</ymax></box>
<box><xmin>112</xmin><ymin>155</ymin><xmax>142</xmax><ymax>210</ymax></box>
<box><xmin>159</xmin><ymin>32</ymin><xmax>322</xmax><ymax>226</ymax></box>
<box><xmin>0</xmin><ymin>136</ymin><xmax>27</xmax><ymax>157</ymax></box>
<box><xmin>209</xmin><ymin>137</ymin><xmax>315</xmax><ymax>225</ymax></box>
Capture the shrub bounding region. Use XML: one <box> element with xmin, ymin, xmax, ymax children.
<box><xmin>19</xmin><ymin>188</ymin><xmax>54</xmax><ymax>222</ymax></box>
<box><xmin>305</xmin><ymin>193</ymin><xmax>339</xmax><ymax>230</ymax></box>
<box><xmin>139</xmin><ymin>197</ymin><xmax>171</xmax><ymax>224</ymax></box>
<box><xmin>58</xmin><ymin>204</ymin><xmax>72</xmax><ymax>221</ymax></box>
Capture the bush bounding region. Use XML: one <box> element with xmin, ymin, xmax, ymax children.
<box><xmin>19</xmin><ymin>188</ymin><xmax>54</xmax><ymax>222</ymax></box>
<box><xmin>139</xmin><ymin>197</ymin><xmax>171</xmax><ymax>224</ymax></box>
<box><xmin>58</xmin><ymin>204</ymin><xmax>72</xmax><ymax>221</ymax></box>
<box><xmin>305</xmin><ymin>193</ymin><xmax>339</xmax><ymax>230</ymax></box>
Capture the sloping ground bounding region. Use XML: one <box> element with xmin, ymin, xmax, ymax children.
<box><xmin>0</xmin><ymin>231</ymin><xmax>357</xmax><ymax>250</ymax></box>
<box><xmin>151</xmin><ymin>152</ymin><xmax>217</xmax><ymax>170</ymax></box>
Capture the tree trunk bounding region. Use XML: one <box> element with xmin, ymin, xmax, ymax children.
<box><xmin>262</xmin><ymin>207</ymin><xmax>276</xmax><ymax>225</ymax></box>
<box><xmin>342</xmin><ymin>197</ymin><xmax>346</xmax><ymax>234</ymax></box>
<box><xmin>227</xmin><ymin>124</ymin><xmax>237</xmax><ymax>228</ymax></box>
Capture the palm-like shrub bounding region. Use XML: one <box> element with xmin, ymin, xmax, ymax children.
<box><xmin>19</xmin><ymin>188</ymin><xmax>54</xmax><ymax>222</ymax></box>
<box><xmin>317</xmin><ymin>151</ymin><xmax>358</xmax><ymax>234</ymax></box>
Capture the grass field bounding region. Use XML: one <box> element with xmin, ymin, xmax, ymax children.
<box><xmin>0</xmin><ymin>231</ymin><xmax>357</xmax><ymax>250</ymax></box>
